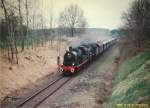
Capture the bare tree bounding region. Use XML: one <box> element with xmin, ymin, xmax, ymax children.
<box><xmin>121</xmin><ymin>0</ymin><xmax>150</xmax><ymax>52</ymax></box>
<box><xmin>17</xmin><ymin>0</ymin><xmax>25</xmax><ymax>51</ymax></box>
<box><xmin>49</xmin><ymin>0</ymin><xmax>54</xmax><ymax>47</ymax></box>
<box><xmin>58</xmin><ymin>4</ymin><xmax>87</xmax><ymax>37</ymax></box>
<box><xmin>0</xmin><ymin>0</ymin><xmax>19</xmax><ymax>63</ymax></box>
<box><xmin>30</xmin><ymin>9</ymin><xmax>36</xmax><ymax>49</ymax></box>
<box><xmin>19</xmin><ymin>0</ymin><xmax>34</xmax><ymax>50</ymax></box>
<box><xmin>0</xmin><ymin>0</ymin><xmax>51</xmax><ymax>63</ymax></box>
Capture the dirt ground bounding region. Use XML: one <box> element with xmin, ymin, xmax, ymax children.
<box><xmin>36</xmin><ymin>45</ymin><xmax>119</xmax><ymax>108</ymax></box>
<box><xmin>0</xmin><ymin>41</ymin><xmax>67</xmax><ymax>102</ymax></box>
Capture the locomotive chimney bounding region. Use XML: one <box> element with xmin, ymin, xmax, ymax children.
<box><xmin>69</xmin><ymin>46</ymin><xmax>73</xmax><ymax>51</ymax></box>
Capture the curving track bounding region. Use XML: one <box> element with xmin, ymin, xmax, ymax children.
<box><xmin>14</xmin><ymin>76</ymin><xmax>71</xmax><ymax>108</ymax></box>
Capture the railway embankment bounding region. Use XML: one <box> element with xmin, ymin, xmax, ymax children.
<box><xmin>106</xmin><ymin>51</ymin><xmax>150</xmax><ymax>107</ymax></box>
<box><xmin>0</xmin><ymin>42</ymin><xmax>67</xmax><ymax>103</ymax></box>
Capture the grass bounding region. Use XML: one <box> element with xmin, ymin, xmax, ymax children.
<box><xmin>106</xmin><ymin>51</ymin><xmax>150</xmax><ymax>108</ymax></box>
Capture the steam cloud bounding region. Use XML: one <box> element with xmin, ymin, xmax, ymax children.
<box><xmin>68</xmin><ymin>28</ymin><xmax>113</xmax><ymax>48</ymax></box>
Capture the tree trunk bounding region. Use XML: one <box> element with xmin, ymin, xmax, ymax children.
<box><xmin>18</xmin><ymin>0</ymin><xmax>25</xmax><ymax>52</ymax></box>
<box><xmin>71</xmin><ymin>27</ymin><xmax>74</xmax><ymax>37</ymax></box>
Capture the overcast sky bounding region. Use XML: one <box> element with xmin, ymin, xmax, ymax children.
<box><xmin>38</xmin><ymin>0</ymin><xmax>134</xmax><ymax>29</ymax></box>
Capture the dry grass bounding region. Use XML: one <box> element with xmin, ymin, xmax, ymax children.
<box><xmin>0</xmin><ymin>41</ymin><xmax>67</xmax><ymax>102</ymax></box>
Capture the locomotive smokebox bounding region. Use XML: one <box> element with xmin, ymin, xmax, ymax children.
<box><xmin>69</xmin><ymin>46</ymin><xmax>73</xmax><ymax>51</ymax></box>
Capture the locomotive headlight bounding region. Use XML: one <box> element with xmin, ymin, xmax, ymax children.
<box><xmin>72</xmin><ymin>63</ymin><xmax>75</xmax><ymax>66</ymax></box>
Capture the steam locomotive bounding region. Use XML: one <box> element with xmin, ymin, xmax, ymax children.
<box><xmin>59</xmin><ymin>39</ymin><xmax>115</xmax><ymax>76</ymax></box>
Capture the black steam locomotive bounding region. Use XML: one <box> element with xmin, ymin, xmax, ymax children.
<box><xmin>59</xmin><ymin>39</ymin><xmax>115</xmax><ymax>76</ymax></box>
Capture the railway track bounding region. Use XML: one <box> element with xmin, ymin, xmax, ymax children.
<box><xmin>14</xmin><ymin>76</ymin><xmax>71</xmax><ymax>108</ymax></box>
